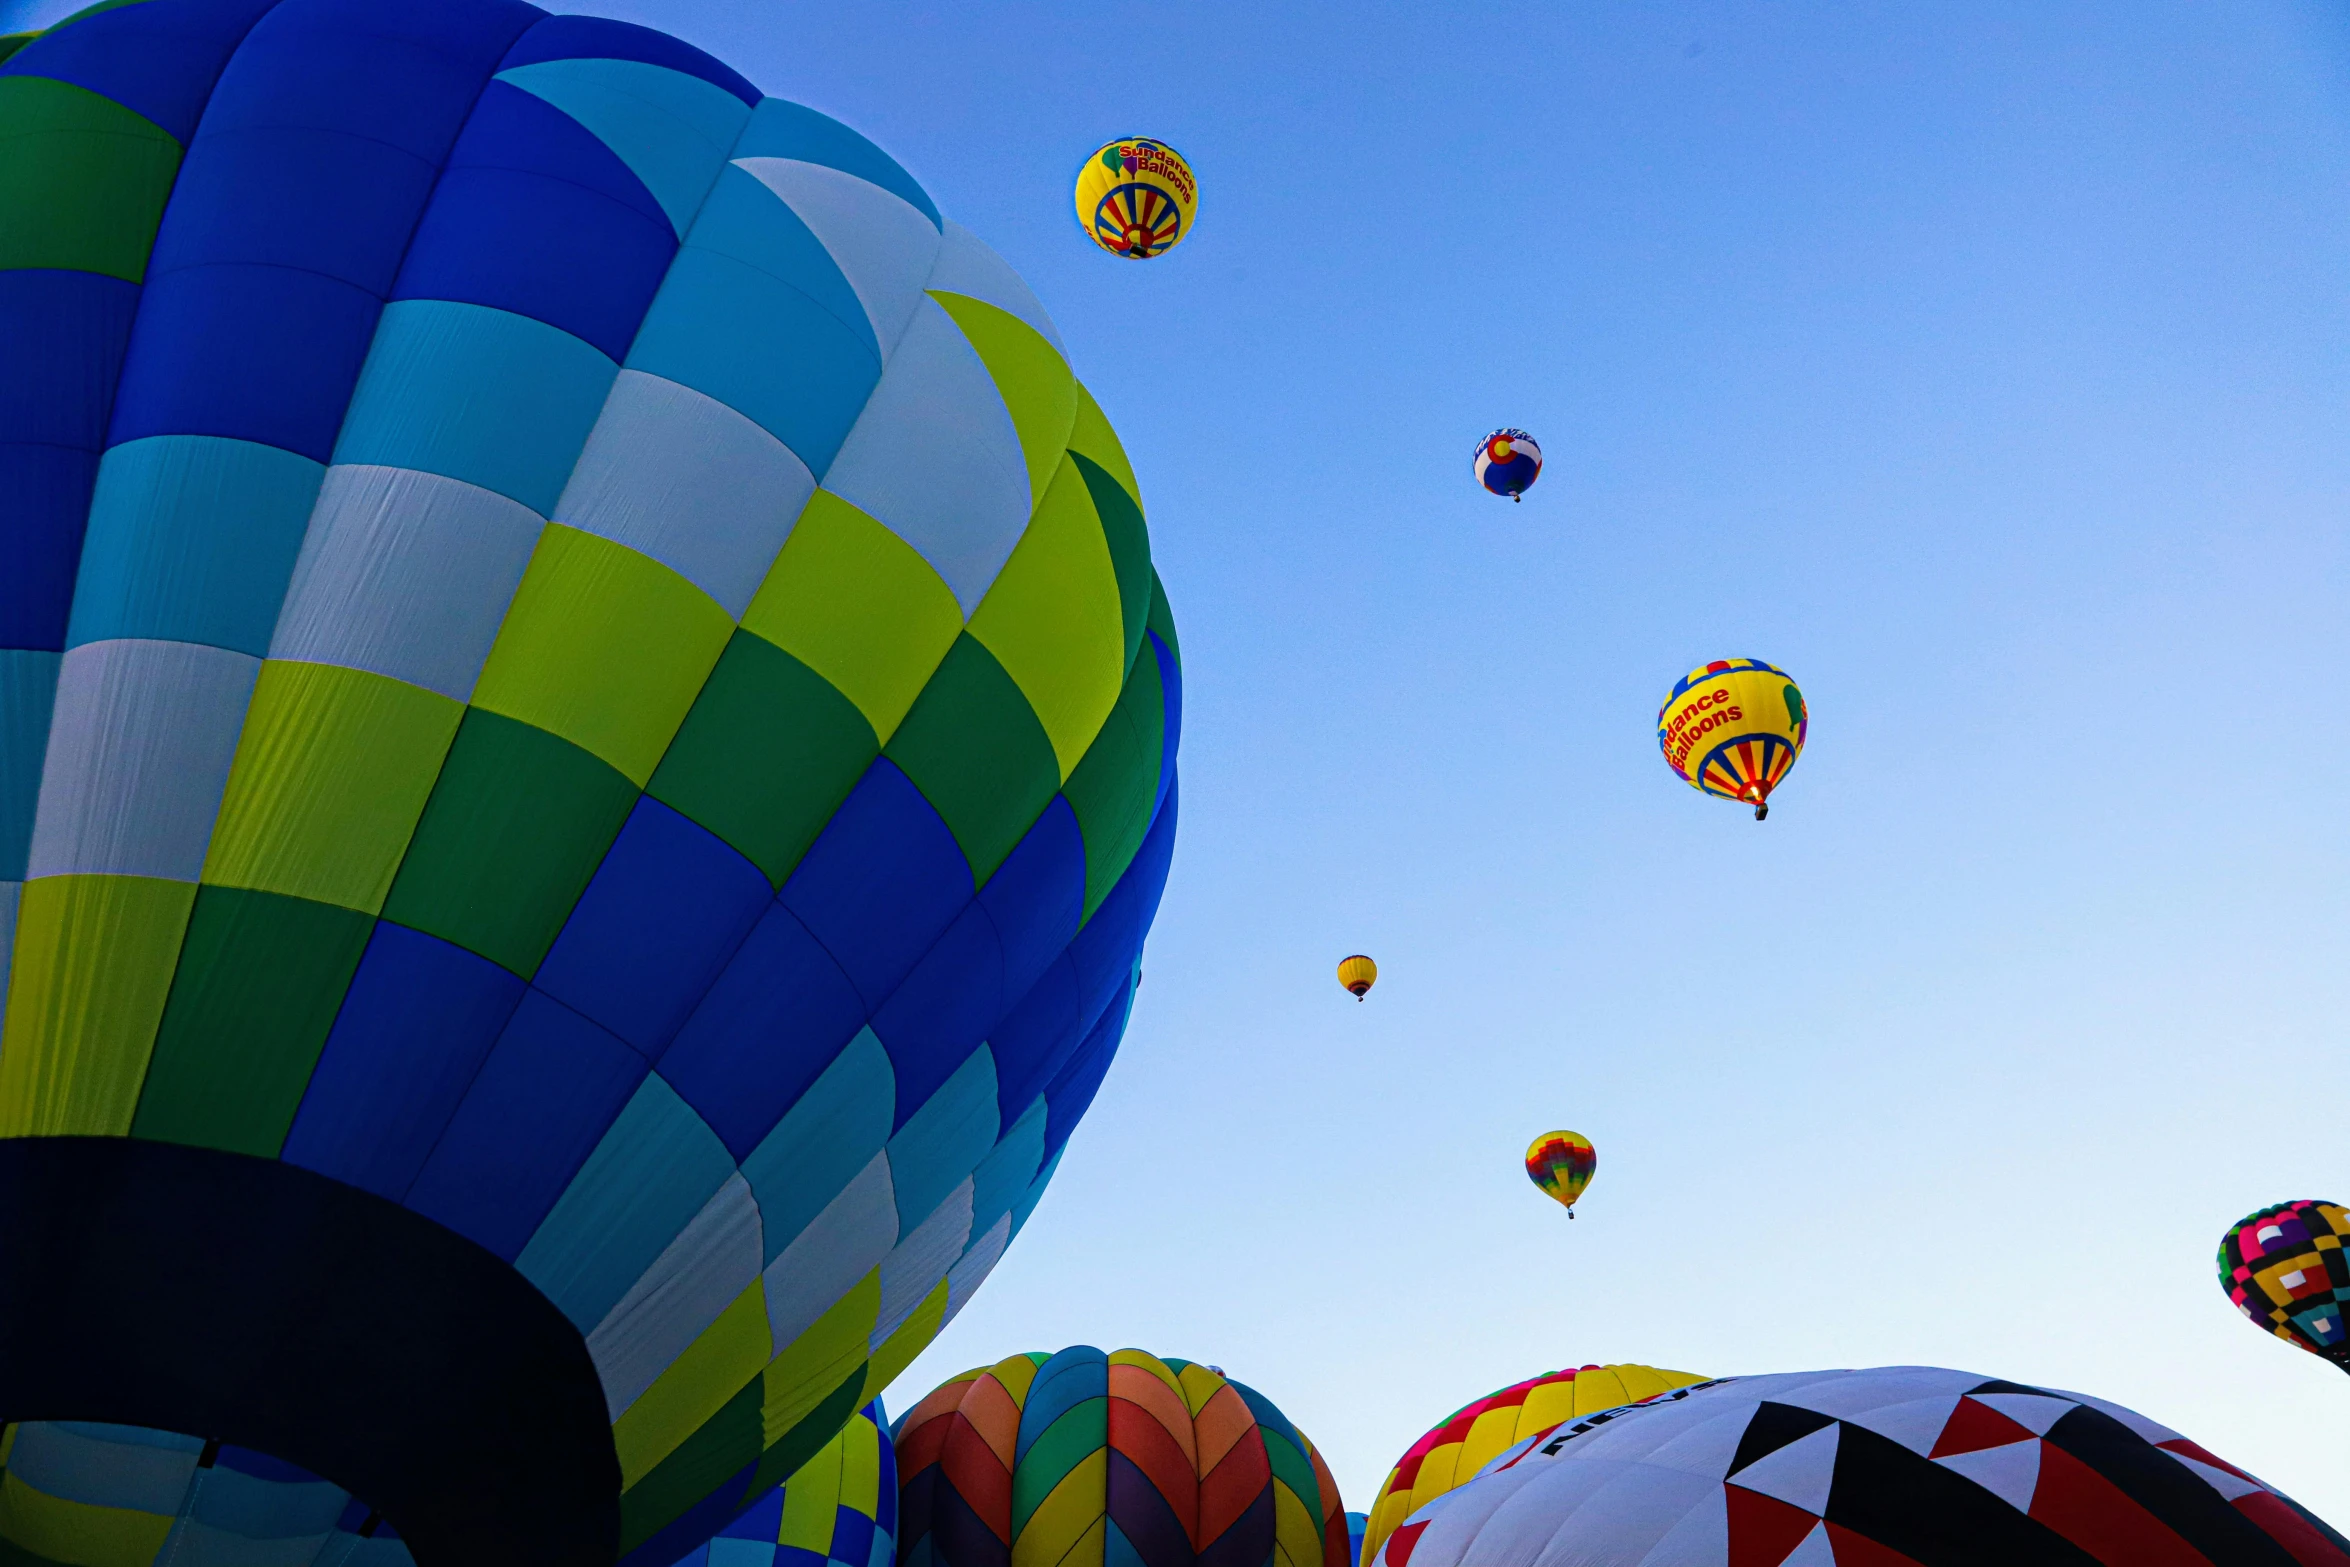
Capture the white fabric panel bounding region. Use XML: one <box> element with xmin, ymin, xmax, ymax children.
<box><xmin>1773</xmin><ymin>1366</ymin><xmax>1977</xmax><ymax>1421</ymax></box>
<box><xmin>870</xmin><ymin>1172</ymin><xmax>973</xmax><ymax>1348</ymax></box>
<box><xmin>1633</xmin><ymin>1401</ymin><xmax>1763</xmax><ymax>1479</ymax></box>
<box><xmin>1405</xmin><ymin>1462</ymin><xmax>1578</xmax><ymax>1567</ymax></box>
<box><xmin>1515</xmin><ymin>1467</ymin><xmax>1700</xmax><ymax>1567</ymax></box>
<box><xmin>1966</xmin><ymin>1392</ymin><xmax>2077</xmax><ymax>1436</ymax></box>
<box><xmin>591</xmin><ymin>1171</ymin><xmax>766</xmax><ymax>1420</ymax></box>
<box><xmin>555</xmin><ymin>371</ymin><xmax>813</xmax><ymax>619</ymax></box>
<box><xmin>1775</xmin><ymin>1522</ymin><xmax>1835</xmax><ymax>1567</ymax></box>
<box><xmin>733</xmin><ymin>158</ymin><xmax>942</xmax><ymax>357</ymax></box>
<box><xmin>2164</xmin><ymin>1449</ymin><xmax>2263</xmax><ymax>1501</ymax></box>
<box><xmin>1724</xmin><ymin>1424</ymin><xmax>1836</xmax><ymax>1513</ymax></box>
<box><xmin>26</xmin><ymin>639</ymin><xmax>258</xmax><ymax>881</ymax></box>
<box><xmin>1627</xmin><ymin>1484</ymin><xmax>1726</xmax><ymax>1567</ymax></box>
<box><xmin>1934</xmin><ymin>1440</ymin><xmax>2041</xmax><ymax>1512</ymax></box>
<box><xmin>2061</xmin><ymin>1387</ymin><xmax>2181</xmax><ymax>1445</ymax></box>
<box><xmin>940</xmin><ymin>1210</ymin><xmax>1011</xmax><ymax>1326</ymax></box>
<box><xmin>926</xmin><ymin>221</ymin><xmax>1065</xmax><ymax>358</ymax></box>
<box><xmin>762</xmin><ymin>1151</ymin><xmax>897</xmax><ymax>1355</ymax></box>
<box><xmin>821</xmin><ymin>298</ymin><xmax>1031</xmax><ymax>615</ymax></box>
<box><xmin>272</xmin><ymin>465</ymin><xmax>545</xmax><ymax>702</ymax></box>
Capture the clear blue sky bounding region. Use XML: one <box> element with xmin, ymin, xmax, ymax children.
<box><xmin>16</xmin><ymin>0</ymin><xmax>2347</xmax><ymax>1528</ymax></box>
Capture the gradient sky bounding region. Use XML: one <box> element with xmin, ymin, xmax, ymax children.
<box><xmin>12</xmin><ymin>0</ymin><xmax>2346</xmax><ymax>1530</ymax></box>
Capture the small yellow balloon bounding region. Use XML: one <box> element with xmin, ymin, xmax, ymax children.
<box><xmin>1074</xmin><ymin>137</ymin><xmax>1197</xmax><ymax>259</ymax></box>
<box><xmin>1336</xmin><ymin>954</ymin><xmax>1377</xmax><ymax>1000</ymax></box>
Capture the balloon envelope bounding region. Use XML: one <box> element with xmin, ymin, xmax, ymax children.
<box><xmin>1473</xmin><ymin>430</ymin><xmax>1541</xmax><ymax>499</ymax></box>
<box><xmin>668</xmin><ymin>1402</ymin><xmax>896</xmax><ymax>1567</ymax></box>
<box><xmin>1656</xmin><ymin>660</ymin><xmax>1806</xmax><ymax>816</ymax></box>
<box><xmin>1074</xmin><ymin>139</ymin><xmax>1197</xmax><ymax>259</ymax></box>
<box><xmin>1524</xmin><ymin>1131</ymin><xmax>1596</xmax><ymax>1213</ymax></box>
<box><xmin>1338</xmin><ymin>954</ymin><xmax>1378</xmax><ymax>998</ymax></box>
<box><xmin>2219</xmin><ymin>1199</ymin><xmax>2350</xmax><ymax>1372</ymax></box>
<box><xmin>895</xmin><ymin>1347</ymin><xmax>1350</xmax><ymax>1567</ymax></box>
<box><xmin>1373</xmin><ymin>1368</ymin><xmax>2349</xmax><ymax>1567</ymax></box>
<box><xmin>1360</xmin><ymin>1363</ymin><xmax>1704</xmax><ymax>1567</ymax></box>
<box><xmin>0</xmin><ymin>2</ymin><xmax>1179</xmax><ymax>1562</ymax></box>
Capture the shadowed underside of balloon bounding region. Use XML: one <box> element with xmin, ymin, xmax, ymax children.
<box><xmin>0</xmin><ymin>0</ymin><xmax>1181</xmax><ymax>1562</ymax></box>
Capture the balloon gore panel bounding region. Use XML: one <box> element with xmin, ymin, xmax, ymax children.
<box><xmin>0</xmin><ymin>2</ymin><xmax>1180</xmax><ymax>1563</ymax></box>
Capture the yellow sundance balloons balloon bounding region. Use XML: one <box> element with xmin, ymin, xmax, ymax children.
<box><xmin>1337</xmin><ymin>954</ymin><xmax>1377</xmax><ymax>1000</ymax></box>
<box><xmin>1656</xmin><ymin>659</ymin><xmax>1807</xmax><ymax>820</ymax></box>
<box><xmin>1075</xmin><ymin>137</ymin><xmax>1198</xmax><ymax>258</ymax></box>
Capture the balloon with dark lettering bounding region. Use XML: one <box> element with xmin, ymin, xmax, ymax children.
<box><xmin>1524</xmin><ymin>1130</ymin><xmax>1595</xmax><ymax>1217</ymax></box>
<box><xmin>1656</xmin><ymin>660</ymin><xmax>1806</xmax><ymax>820</ymax></box>
<box><xmin>1473</xmin><ymin>429</ymin><xmax>1541</xmax><ymax>501</ymax></box>
<box><xmin>2220</xmin><ymin>1200</ymin><xmax>2350</xmax><ymax>1373</ymax></box>
<box><xmin>1075</xmin><ymin>138</ymin><xmax>1197</xmax><ymax>259</ymax></box>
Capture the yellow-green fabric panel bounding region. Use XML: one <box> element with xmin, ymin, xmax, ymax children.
<box><xmin>777</xmin><ymin>1433</ymin><xmax>844</xmax><ymax>1550</ymax></box>
<box><xmin>762</xmin><ymin>1268</ymin><xmax>881</xmax><ymax>1448</ymax></box>
<box><xmin>1175</xmin><ymin>1362</ymin><xmax>1224</xmax><ymax>1417</ymax></box>
<box><xmin>930</xmin><ymin>292</ymin><xmax>1078</xmax><ymax>505</ymax></box>
<box><xmin>614</xmin><ymin>1277</ymin><xmax>773</xmax><ymax>1488</ymax></box>
<box><xmin>0</xmin><ymin>874</ymin><xmax>194</xmax><ymax>1136</ymax></box>
<box><xmin>202</xmin><ymin>660</ymin><xmax>463</xmax><ymax>913</ymax></box>
<box><xmin>1067</xmin><ymin>382</ymin><xmax>1141</xmax><ymax>513</ymax></box>
<box><xmin>1107</xmin><ymin>1348</ymin><xmax>1187</xmax><ymax>1405</ymax></box>
<box><xmin>993</xmin><ymin>1352</ymin><xmax>1043</xmax><ymax>1408</ymax></box>
<box><xmin>471</xmin><ymin>525</ymin><xmax>735</xmax><ymax>787</ymax></box>
<box><xmin>838</xmin><ymin>1408</ymin><xmax>881</xmax><ymax>1516</ymax></box>
<box><xmin>1010</xmin><ymin>1448</ymin><xmax>1105</xmax><ymax>1567</ymax></box>
<box><xmin>1272</xmin><ymin>1479</ymin><xmax>1320</xmax><ymax>1567</ymax></box>
<box><xmin>967</xmin><ymin>456</ymin><xmax>1125</xmax><ymax>780</ymax></box>
<box><xmin>864</xmin><ymin>1276</ymin><xmax>947</xmax><ymax>1393</ymax></box>
<box><xmin>0</xmin><ymin>1464</ymin><xmax>175</xmax><ymax>1567</ymax></box>
<box><xmin>740</xmin><ymin>491</ymin><xmax>962</xmax><ymax>746</ymax></box>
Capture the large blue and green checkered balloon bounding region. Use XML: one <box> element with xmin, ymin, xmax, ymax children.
<box><xmin>0</xmin><ymin>2</ymin><xmax>1179</xmax><ymax>1565</ymax></box>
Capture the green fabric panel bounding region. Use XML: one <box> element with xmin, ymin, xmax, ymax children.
<box><xmin>1010</xmin><ymin>1397</ymin><xmax>1107</xmax><ymax>1541</ymax></box>
<box><xmin>929</xmin><ymin>291</ymin><xmax>1077</xmax><ymax>504</ymax></box>
<box><xmin>743</xmin><ymin>1360</ymin><xmax>870</xmax><ymax>1496</ymax></box>
<box><xmin>1146</xmin><ymin>571</ymin><xmax>1180</xmax><ymax>668</ymax></box>
<box><xmin>471</xmin><ymin>525</ymin><xmax>736</xmax><ymax>788</ymax></box>
<box><xmin>1061</xmin><ymin>643</ymin><xmax>1165</xmax><ymax>921</ymax></box>
<box><xmin>202</xmin><ymin>661</ymin><xmax>465</xmax><ymax>914</ymax></box>
<box><xmin>381</xmin><ymin>710</ymin><xmax>638</xmax><ymax>977</ymax></box>
<box><xmin>0</xmin><ymin>37</ymin><xmax>34</xmax><ymax>66</ymax></box>
<box><xmin>0</xmin><ymin>1528</ymin><xmax>77</xmax><ymax>1567</ymax></box>
<box><xmin>1260</xmin><ymin>1425</ymin><xmax>1319</xmax><ymax>1523</ymax></box>
<box><xmin>883</xmin><ymin>634</ymin><xmax>1059</xmax><ymax>888</ymax></box>
<box><xmin>1069</xmin><ymin>452</ymin><xmax>1152</xmax><ymax>680</ymax></box>
<box><xmin>130</xmin><ymin>886</ymin><xmax>373</xmax><ymax>1156</ymax></box>
<box><xmin>0</xmin><ymin>77</ymin><xmax>181</xmax><ymax>280</ymax></box>
<box><xmin>616</xmin><ymin>1375</ymin><xmax>769</xmax><ymax>1556</ymax></box>
<box><xmin>647</xmin><ymin>630</ymin><xmax>878</xmax><ymax>888</ymax></box>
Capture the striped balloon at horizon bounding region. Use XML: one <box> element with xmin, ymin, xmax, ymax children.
<box><xmin>0</xmin><ymin>2</ymin><xmax>1180</xmax><ymax>1563</ymax></box>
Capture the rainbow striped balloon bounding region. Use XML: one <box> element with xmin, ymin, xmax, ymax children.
<box><xmin>1523</xmin><ymin>1130</ymin><xmax>1595</xmax><ymax>1216</ymax></box>
<box><xmin>895</xmin><ymin>1348</ymin><xmax>1349</xmax><ymax>1567</ymax></box>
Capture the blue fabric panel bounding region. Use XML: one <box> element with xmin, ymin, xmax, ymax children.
<box><xmin>625</xmin><ymin>245</ymin><xmax>881</xmax><ymax>478</ymax></box>
<box><xmin>832</xmin><ymin>1510</ymin><xmax>874</xmax><ymax>1567</ymax></box>
<box><xmin>0</xmin><ymin>650</ymin><xmax>59</xmax><ymax>880</ymax></box>
<box><xmin>1149</xmin><ymin>633</ymin><xmax>1179</xmax><ymax>813</ymax></box>
<box><xmin>186</xmin><ymin>1464</ymin><xmax>345</xmax><ymax>1535</ymax></box>
<box><xmin>737</xmin><ymin>1026</ymin><xmax>891</xmax><ymax>1265</ymax></box>
<box><xmin>108</xmin><ymin>260</ymin><xmax>381</xmax><ymax>462</ymax></box>
<box><xmin>989</xmin><ymin>956</ymin><xmax>1077</xmax><ymax>1128</ymax></box>
<box><xmin>660</xmin><ymin>902</ymin><xmax>869</xmax><ymax>1162</ymax></box>
<box><xmin>725</xmin><ymin>1485</ymin><xmax>786</xmax><ymax>1541</ymax></box>
<box><xmin>110</xmin><ymin>0</ymin><xmax>540</xmax><ymax>459</ymax></box>
<box><xmin>779</xmin><ymin>760</ymin><xmax>971</xmax><ymax>1013</ymax></box>
<box><xmin>332</xmin><ymin>1498</ymin><xmax>371</xmax><ymax>1534</ymax></box>
<box><xmin>1015</xmin><ymin>1347</ymin><xmax>1106</xmax><ymax>1465</ymax></box>
<box><xmin>536</xmin><ymin>796</ymin><xmax>770</xmax><ymax>1057</ymax></box>
<box><xmin>1104</xmin><ymin>1521</ymin><xmax>1149</xmax><ymax>1567</ymax></box>
<box><xmin>1010</xmin><ymin>1146</ymin><xmax>1062</xmax><ymax>1238</ymax></box>
<box><xmin>65</xmin><ymin>435</ymin><xmax>325</xmax><ymax>655</ymax></box>
<box><xmin>1042</xmin><ymin>978</ymin><xmax>1132</xmax><ymax>1161</ymax></box>
<box><xmin>499</xmin><ymin>14</ymin><xmax>760</xmax><ymax>107</ymax></box>
<box><xmin>612</xmin><ymin>1461</ymin><xmax>762</xmax><ymax>1567</ymax></box>
<box><xmin>882</xmin><ymin>1045</ymin><xmax>995</xmax><ymax>1233</ymax></box>
<box><xmin>977</xmin><ymin>795</ymin><xmax>1083</xmax><ymax>1007</ymax></box>
<box><xmin>0</xmin><ymin>270</ymin><xmax>138</xmax><ymax>649</ymax></box>
<box><xmin>687</xmin><ymin>165</ymin><xmax>876</xmax><ymax>359</ymax></box>
<box><xmin>331</xmin><ymin>299</ymin><xmax>617</xmax><ymax>516</ymax></box>
<box><xmin>968</xmin><ymin>1098</ymin><xmax>1044</xmax><ymax>1241</ymax></box>
<box><xmin>511</xmin><ymin>1071</ymin><xmax>735</xmax><ymax>1332</ymax></box>
<box><xmin>1068</xmin><ymin>780</ymin><xmax>1177</xmax><ymax>1021</ymax></box>
<box><xmin>281</xmin><ymin>921</ymin><xmax>527</xmax><ymax>1198</ymax></box>
<box><xmin>868</xmin><ymin>901</ymin><xmax>996</xmax><ymax>1134</ymax></box>
<box><xmin>401</xmin><ymin>989</ymin><xmax>651</xmax><ymax>1260</ymax></box>
<box><xmin>731</xmin><ymin>98</ymin><xmax>939</xmax><ymax>231</ymax></box>
<box><xmin>393</xmin><ymin>80</ymin><xmax>676</xmax><ymax>362</ymax></box>
<box><xmin>214</xmin><ymin>1445</ymin><xmax>318</xmax><ymax>1483</ymax></box>
<box><xmin>493</xmin><ymin>57</ymin><xmax>747</xmax><ymax>239</ymax></box>
<box><xmin>0</xmin><ymin>0</ymin><xmax>276</xmax><ymax>143</ymax></box>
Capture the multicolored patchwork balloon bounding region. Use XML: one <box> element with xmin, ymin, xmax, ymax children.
<box><xmin>1656</xmin><ymin>660</ymin><xmax>1806</xmax><ymax>820</ymax></box>
<box><xmin>1074</xmin><ymin>139</ymin><xmax>1197</xmax><ymax>259</ymax></box>
<box><xmin>1359</xmin><ymin>1363</ymin><xmax>1703</xmax><ymax>1567</ymax></box>
<box><xmin>669</xmin><ymin>1402</ymin><xmax>897</xmax><ymax>1567</ymax></box>
<box><xmin>894</xmin><ymin>1348</ymin><xmax>1350</xmax><ymax>1567</ymax></box>
<box><xmin>2220</xmin><ymin>1200</ymin><xmax>2350</xmax><ymax>1373</ymax></box>
<box><xmin>0</xmin><ymin>3</ymin><xmax>1179</xmax><ymax>1564</ymax></box>
<box><xmin>1523</xmin><ymin>1130</ymin><xmax>1595</xmax><ymax>1217</ymax></box>
<box><xmin>1371</xmin><ymin>1368</ymin><xmax>2350</xmax><ymax>1567</ymax></box>
<box><xmin>1472</xmin><ymin>430</ymin><xmax>1541</xmax><ymax>501</ymax></box>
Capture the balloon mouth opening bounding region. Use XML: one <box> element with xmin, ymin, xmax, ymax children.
<box><xmin>1345</xmin><ymin>983</ymin><xmax>1370</xmax><ymax>998</ymax></box>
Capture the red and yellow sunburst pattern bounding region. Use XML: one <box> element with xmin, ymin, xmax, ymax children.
<box><xmin>1656</xmin><ymin>659</ymin><xmax>1808</xmax><ymax>818</ymax></box>
<box><xmin>1075</xmin><ymin>137</ymin><xmax>1198</xmax><ymax>258</ymax></box>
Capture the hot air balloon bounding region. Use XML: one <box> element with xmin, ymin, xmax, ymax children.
<box><xmin>1359</xmin><ymin>1363</ymin><xmax>1704</xmax><ymax>1567</ymax></box>
<box><xmin>1369</xmin><ymin>1367</ymin><xmax>2350</xmax><ymax>1567</ymax></box>
<box><xmin>1338</xmin><ymin>954</ymin><xmax>1377</xmax><ymax>1000</ymax></box>
<box><xmin>2220</xmin><ymin>1200</ymin><xmax>2350</xmax><ymax>1374</ymax></box>
<box><xmin>1346</xmin><ymin>1512</ymin><xmax>1368</xmax><ymax>1567</ymax></box>
<box><xmin>0</xmin><ymin>4</ymin><xmax>1181</xmax><ymax>1564</ymax></box>
<box><xmin>1524</xmin><ymin>1130</ymin><xmax>1595</xmax><ymax>1217</ymax></box>
<box><xmin>669</xmin><ymin>1402</ymin><xmax>896</xmax><ymax>1567</ymax></box>
<box><xmin>895</xmin><ymin>1348</ymin><xmax>1351</xmax><ymax>1567</ymax></box>
<box><xmin>1473</xmin><ymin>430</ymin><xmax>1541</xmax><ymax>501</ymax></box>
<box><xmin>1656</xmin><ymin>660</ymin><xmax>1806</xmax><ymax>820</ymax></box>
<box><xmin>1074</xmin><ymin>139</ymin><xmax>1197</xmax><ymax>260</ymax></box>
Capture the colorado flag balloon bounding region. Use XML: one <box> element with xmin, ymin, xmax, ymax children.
<box><xmin>1472</xmin><ymin>430</ymin><xmax>1541</xmax><ymax>501</ymax></box>
<box><xmin>1656</xmin><ymin>660</ymin><xmax>1806</xmax><ymax>820</ymax></box>
<box><xmin>0</xmin><ymin>2</ymin><xmax>1181</xmax><ymax>1564</ymax></box>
